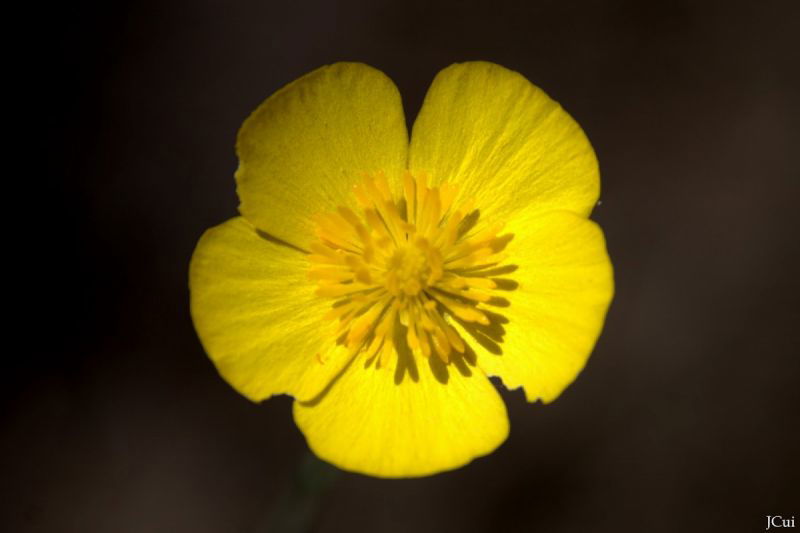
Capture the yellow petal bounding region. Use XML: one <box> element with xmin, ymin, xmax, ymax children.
<box><xmin>189</xmin><ymin>217</ymin><xmax>352</xmax><ymax>402</ymax></box>
<box><xmin>462</xmin><ymin>211</ymin><xmax>613</xmax><ymax>403</ymax></box>
<box><xmin>409</xmin><ymin>62</ymin><xmax>599</xmax><ymax>227</ymax></box>
<box><xmin>236</xmin><ymin>63</ymin><xmax>408</xmax><ymax>249</ymax></box>
<box><xmin>293</xmin><ymin>351</ymin><xmax>509</xmax><ymax>478</ymax></box>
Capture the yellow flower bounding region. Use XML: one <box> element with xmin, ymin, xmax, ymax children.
<box><xmin>190</xmin><ymin>62</ymin><xmax>613</xmax><ymax>478</ymax></box>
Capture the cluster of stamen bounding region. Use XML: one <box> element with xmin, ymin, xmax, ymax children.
<box><xmin>308</xmin><ymin>172</ymin><xmax>514</xmax><ymax>368</ymax></box>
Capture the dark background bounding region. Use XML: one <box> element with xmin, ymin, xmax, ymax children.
<box><xmin>5</xmin><ymin>1</ymin><xmax>799</xmax><ymax>532</ymax></box>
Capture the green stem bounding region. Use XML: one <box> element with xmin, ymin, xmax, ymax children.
<box><xmin>261</xmin><ymin>453</ymin><xmax>340</xmax><ymax>533</ymax></box>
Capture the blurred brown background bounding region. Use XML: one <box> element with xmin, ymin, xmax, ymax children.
<box><xmin>5</xmin><ymin>1</ymin><xmax>799</xmax><ymax>532</ymax></box>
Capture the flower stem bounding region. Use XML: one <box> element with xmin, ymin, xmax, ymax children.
<box><xmin>261</xmin><ymin>452</ymin><xmax>340</xmax><ymax>533</ymax></box>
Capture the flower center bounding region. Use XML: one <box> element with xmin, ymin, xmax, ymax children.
<box><xmin>308</xmin><ymin>172</ymin><xmax>514</xmax><ymax>368</ymax></box>
<box><xmin>385</xmin><ymin>239</ymin><xmax>440</xmax><ymax>296</ymax></box>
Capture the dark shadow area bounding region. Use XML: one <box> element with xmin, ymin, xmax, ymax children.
<box><xmin>255</xmin><ymin>228</ymin><xmax>309</xmax><ymax>254</ymax></box>
<box><xmin>428</xmin><ymin>353</ymin><xmax>450</xmax><ymax>384</ymax></box>
<box><xmin>457</xmin><ymin>209</ymin><xmax>481</xmax><ymax>239</ymax></box>
<box><xmin>492</xmin><ymin>278</ymin><xmax>519</xmax><ymax>291</ymax></box>
<box><xmin>453</xmin><ymin>308</ymin><xmax>510</xmax><ymax>356</ymax></box>
<box><xmin>392</xmin><ymin>323</ymin><xmax>420</xmax><ymax>385</ymax></box>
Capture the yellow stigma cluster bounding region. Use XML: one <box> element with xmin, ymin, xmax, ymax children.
<box><xmin>308</xmin><ymin>173</ymin><xmax>514</xmax><ymax>368</ymax></box>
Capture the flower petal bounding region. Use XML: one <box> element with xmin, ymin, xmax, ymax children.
<box><xmin>460</xmin><ymin>211</ymin><xmax>613</xmax><ymax>403</ymax></box>
<box><xmin>409</xmin><ymin>62</ymin><xmax>599</xmax><ymax>226</ymax></box>
<box><xmin>293</xmin><ymin>351</ymin><xmax>509</xmax><ymax>478</ymax></box>
<box><xmin>236</xmin><ymin>63</ymin><xmax>409</xmax><ymax>249</ymax></box>
<box><xmin>189</xmin><ymin>217</ymin><xmax>352</xmax><ymax>402</ymax></box>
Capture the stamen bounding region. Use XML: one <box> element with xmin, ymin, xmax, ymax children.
<box><xmin>309</xmin><ymin>173</ymin><xmax>515</xmax><ymax>367</ymax></box>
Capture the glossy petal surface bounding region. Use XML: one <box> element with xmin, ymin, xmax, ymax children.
<box><xmin>236</xmin><ymin>63</ymin><xmax>409</xmax><ymax>249</ymax></box>
<box><xmin>410</xmin><ymin>62</ymin><xmax>599</xmax><ymax>229</ymax></box>
<box><xmin>190</xmin><ymin>217</ymin><xmax>352</xmax><ymax>402</ymax></box>
<box><xmin>294</xmin><ymin>351</ymin><xmax>509</xmax><ymax>478</ymax></box>
<box><xmin>460</xmin><ymin>211</ymin><xmax>613</xmax><ymax>403</ymax></box>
